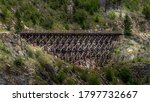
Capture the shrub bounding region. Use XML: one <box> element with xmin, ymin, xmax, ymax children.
<box><xmin>119</xmin><ymin>67</ymin><xmax>131</xmax><ymax>83</ymax></box>
<box><xmin>142</xmin><ymin>5</ymin><xmax>150</xmax><ymax>20</ymax></box>
<box><xmin>106</xmin><ymin>68</ymin><xmax>113</xmax><ymax>82</ymax></box>
<box><xmin>80</xmin><ymin>69</ymin><xmax>88</xmax><ymax>81</ymax></box>
<box><xmin>14</xmin><ymin>56</ymin><xmax>24</xmax><ymax>67</ymax></box>
<box><xmin>132</xmin><ymin>57</ymin><xmax>142</xmax><ymax>63</ymax></box>
<box><xmin>26</xmin><ymin>46</ymin><xmax>35</xmax><ymax>58</ymax></box>
<box><xmin>145</xmin><ymin>76</ymin><xmax>150</xmax><ymax>84</ymax></box>
<box><xmin>124</xmin><ymin>14</ymin><xmax>132</xmax><ymax>36</ymax></box>
<box><xmin>94</xmin><ymin>14</ymin><xmax>100</xmax><ymax>23</ymax></box>
<box><xmin>74</xmin><ymin>9</ymin><xmax>89</xmax><ymax>29</ymax></box>
<box><xmin>88</xmin><ymin>72</ymin><xmax>100</xmax><ymax>85</ymax></box>
<box><xmin>15</xmin><ymin>18</ymin><xmax>23</xmax><ymax>33</ymax></box>
<box><xmin>65</xmin><ymin>78</ymin><xmax>77</xmax><ymax>85</ymax></box>
<box><xmin>107</xmin><ymin>10</ymin><xmax>117</xmax><ymax>20</ymax></box>
<box><xmin>0</xmin><ymin>40</ymin><xmax>10</xmax><ymax>54</ymax></box>
<box><xmin>40</xmin><ymin>17</ymin><xmax>53</xmax><ymax>30</ymax></box>
<box><xmin>76</xmin><ymin>0</ymin><xmax>99</xmax><ymax>14</ymax></box>
<box><xmin>124</xmin><ymin>0</ymin><xmax>140</xmax><ymax>12</ymax></box>
<box><xmin>93</xmin><ymin>12</ymin><xmax>103</xmax><ymax>23</ymax></box>
<box><xmin>57</xmin><ymin>71</ymin><xmax>66</xmax><ymax>83</ymax></box>
<box><xmin>34</xmin><ymin>47</ymin><xmax>52</xmax><ymax>67</ymax></box>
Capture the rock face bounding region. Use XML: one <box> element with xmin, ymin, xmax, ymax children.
<box><xmin>113</xmin><ymin>34</ymin><xmax>150</xmax><ymax>62</ymax></box>
<box><xmin>67</xmin><ymin>0</ymin><xmax>74</xmax><ymax>14</ymax></box>
<box><xmin>0</xmin><ymin>32</ymin><xmax>26</xmax><ymax>57</ymax></box>
<box><xmin>132</xmin><ymin>63</ymin><xmax>150</xmax><ymax>78</ymax></box>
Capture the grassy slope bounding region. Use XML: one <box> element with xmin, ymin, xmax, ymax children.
<box><xmin>0</xmin><ymin>0</ymin><xmax>149</xmax><ymax>31</ymax></box>
<box><xmin>0</xmin><ymin>0</ymin><xmax>150</xmax><ymax>85</ymax></box>
<box><xmin>0</xmin><ymin>33</ymin><xmax>149</xmax><ymax>85</ymax></box>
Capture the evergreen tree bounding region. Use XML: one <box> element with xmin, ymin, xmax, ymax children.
<box><xmin>15</xmin><ymin>9</ymin><xmax>23</xmax><ymax>33</ymax></box>
<box><xmin>124</xmin><ymin>14</ymin><xmax>132</xmax><ymax>36</ymax></box>
<box><xmin>15</xmin><ymin>17</ymin><xmax>23</xmax><ymax>33</ymax></box>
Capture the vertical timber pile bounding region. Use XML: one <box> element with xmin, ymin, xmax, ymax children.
<box><xmin>20</xmin><ymin>32</ymin><xmax>122</xmax><ymax>68</ymax></box>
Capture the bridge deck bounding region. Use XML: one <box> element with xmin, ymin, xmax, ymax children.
<box><xmin>20</xmin><ymin>32</ymin><xmax>123</xmax><ymax>36</ymax></box>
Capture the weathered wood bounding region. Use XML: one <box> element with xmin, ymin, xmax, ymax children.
<box><xmin>20</xmin><ymin>32</ymin><xmax>122</xmax><ymax>68</ymax></box>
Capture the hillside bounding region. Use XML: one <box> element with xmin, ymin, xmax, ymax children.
<box><xmin>0</xmin><ymin>0</ymin><xmax>150</xmax><ymax>32</ymax></box>
<box><xmin>0</xmin><ymin>0</ymin><xmax>150</xmax><ymax>85</ymax></box>
<box><xmin>0</xmin><ymin>32</ymin><xmax>149</xmax><ymax>85</ymax></box>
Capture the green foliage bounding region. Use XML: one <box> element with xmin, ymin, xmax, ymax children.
<box><xmin>47</xmin><ymin>0</ymin><xmax>67</xmax><ymax>9</ymax></box>
<box><xmin>80</xmin><ymin>69</ymin><xmax>100</xmax><ymax>85</ymax></box>
<box><xmin>26</xmin><ymin>46</ymin><xmax>36</xmax><ymax>59</ymax></box>
<box><xmin>0</xmin><ymin>40</ymin><xmax>10</xmax><ymax>54</ymax></box>
<box><xmin>142</xmin><ymin>5</ymin><xmax>150</xmax><ymax>20</ymax></box>
<box><xmin>106</xmin><ymin>68</ymin><xmax>114</xmax><ymax>82</ymax></box>
<box><xmin>40</xmin><ymin>17</ymin><xmax>53</xmax><ymax>30</ymax></box>
<box><xmin>75</xmin><ymin>0</ymin><xmax>99</xmax><ymax>14</ymax></box>
<box><xmin>17</xmin><ymin>3</ymin><xmax>41</xmax><ymax>26</ymax></box>
<box><xmin>123</xmin><ymin>0</ymin><xmax>140</xmax><ymax>12</ymax></box>
<box><xmin>124</xmin><ymin>14</ymin><xmax>132</xmax><ymax>36</ymax></box>
<box><xmin>57</xmin><ymin>71</ymin><xmax>66</xmax><ymax>83</ymax></box>
<box><xmin>119</xmin><ymin>67</ymin><xmax>131</xmax><ymax>83</ymax></box>
<box><xmin>0</xmin><ymin>6</ymin><xmax>14</xmax><ymax>30</ymax></box>
<box><xmin>80</xmin><ymin>69</ymin><xmax>88</xmax><ymax>81</ymax></box>
<box><xmin>0</xmin><ymin>0</ymin><xmax>149</xmax><ymax>31</ymax></box>
<box><xmin>33</xmin><ymin>75</ymin><xmax>48</xmax><ymax>85</ymax></box>
<box><xmin>14</xmin><ymin>56</ymin><xmax>24</xmax><ymax>67</ymax></box>
<box><xmin>87</xmin><ymin>72</ymin><xmax>100</xmax><ymax>85</ymax></box>
<box><xmin>144</xmin><ymin>76</ymin><xmax>150</xmax><ymax>84</ymax></box>
<box><xmin>15</xmin><ymin>18</ymin><xmax>23</xmax><ymax>33</ymax></box>
<box><xmin>107</xmin><ymin>10</ymin><xmax>117</xmax><ymax>20</ymax></box>
<box><xmin>132</xmin><ymin>57</ymin><xmax>142</xmax><ymax>63</ymax></box>
<box><xmin>65</xmin><ymin>78</ymin><xmax>77</xmax><ymax>85</ymax></box>
<box><xmin>32</xmin><ymin>47</ymin><xmax>53</xmax><ymax>67</ymax></box>
<box><xmin>94</xmin><ymin>14</ymin><xmax>100</xmax><ymax>23</ymax></box>
<box><xmin>74</xmin><ymin>9</ymin><xmax>89</xmax><ymax>29</ymax></box>
<box><xmin>132</xmin><ymin>57</ymin><xmax>150</xmax><ymax>63</ymax></box>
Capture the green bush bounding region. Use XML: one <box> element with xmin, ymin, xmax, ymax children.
<box><xmin>107</xmin><ymin>10</ymin><xmax>117</xmax><ymax>20</ymax></box>
<box><xmin>26</xmin><ymin>46</ymin><xmax>35</xmax><ymax>58</ymax></box>
<box><xmin>124</xmin><ymin>0</ymin><xmax>140</xmax><ymax>12</ymax></box>
<box><xmin>57</xmin><ymin>71</ymin><xmax>66</xmax><ymax>83</ymax></box>
<box><xmin>74</xmin><ymin>9</ymin><xmax>89</xmax><ymax>29</ymax></box>
<box><xmin>0</xmin><ymin>40</ymin><xmax>10</xmax><ymax>54</ymax></box>
<box><xmin>142</xmin><ymin>5</ymin><xmax>150</xmax><ymax>20</ymax></box>
<box><xmin>40</xmin><ymin>17</ymin><xmax>53</xmax><ymax>30</ymax></box>
<box><xmin>15</xmin><ymin>18</ymin><xmax>23</xmax><ymax>33</ymax></box>
<box><xmin>80</xmin><ymin>69</ymin><xmax>88</xmax><ymax>81</ymax></box>
<box><xmin>132</xmin><ymin>57</ymin><xmax>142</xmax><ymax>63</ymax></box>
<box><xmin>35</xmin><ymin>50</ymin><xmax>50</xmax><ymax>67</ymax></box>
<box><xmin>124</xmin><ymin>14</ymin><xmax>132</xmax><ymax>36</ymax></box>
<box><xmin>87</xmin><ymin>72</ymin><xmax>100</xmax><ymax>85</ymax></box>
<box><xmin>14</xmin><ymin>56</ymin><xmax>24</xmax><ymax>67</ymax></box>
<box><xmin>106</xmin><ymin>68</ymin><xmax>113</xmax><ymax>82</ymax></box>
<box><xmin>119</xmin><ymin>67</ymin><xmax>131</xmax><ymax>83</ymax></box>
<box><xmin>94</xmin><ymin>14</ymin><xmax>100</xmax><ymax>23</ymax></box>
<box><xmin>65</xmin><ymin>78</ymin><xmax>77</xmax><ymax>85</ymax></box>
<box><xmin>75</xmin><ymin>0</ymin><xmax>99</xmax><ymax>14</ymax></box>
<box><xmin>145</xmin><ymin>76</ymin><xmax>150</xmax><ymax>84</ymax></box>
<box><xmin>48</xmin><ymin>0</ymin><xmax>67</xmax><ymax>9</ymax></box>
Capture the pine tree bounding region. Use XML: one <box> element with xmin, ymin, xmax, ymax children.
<box><xmin>124</xmin><ymin>14</ymin><xmax>132</xmax><ymax>36</ymax></box>
<box><xmin>15</xmin><ymin>18</ymin><xmax>23</xmax><ymax>33</ymax></box>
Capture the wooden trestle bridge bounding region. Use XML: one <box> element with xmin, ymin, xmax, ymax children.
<box><xmin>20</xmin><ymin>32</ymin><xmax>122</xmax><ymax>68</ymax></box>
